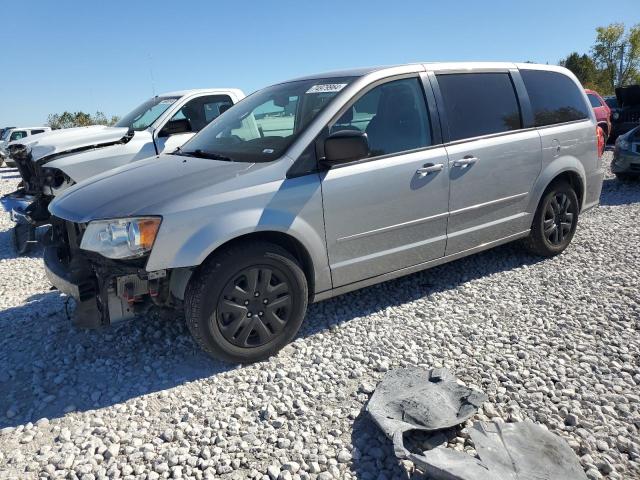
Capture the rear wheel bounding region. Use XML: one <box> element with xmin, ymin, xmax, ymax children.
<box><xmin>523</xmin><ymin>182</ymin><xmax>579</xmax><ymax>257</ymax></box>
<box><xmin>185</xmin><ymin>241</ymin><xmax>308</xmax><ymax>363</ymax></box>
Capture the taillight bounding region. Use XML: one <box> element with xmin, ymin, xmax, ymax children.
<box><xmin>596</xmin><ymin>126</ymin><xmax>605</xmax><ymax>158</ymax></box>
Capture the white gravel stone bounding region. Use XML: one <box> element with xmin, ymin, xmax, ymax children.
<box><xmin>0</xmin><ymin>154</ymin><xmax>639</xmax><ymax>478</ymax></box>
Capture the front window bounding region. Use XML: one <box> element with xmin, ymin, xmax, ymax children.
<box><xmin>180</xmin><ymin>77</ymin><xmax>354</xmax><ymax>162</ymax></box>
<box><xmin>115</xmin><ymin>96</ymin><xmax>180</xmax><ymax>131</ymax></box>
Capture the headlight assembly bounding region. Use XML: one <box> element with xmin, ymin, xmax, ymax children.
<box><xmin>80</xmin><ymin>217</ymin><xmax>161</xmax><ymax>259</ymax></box>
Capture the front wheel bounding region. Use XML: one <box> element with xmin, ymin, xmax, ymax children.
<box><xmin>523</xmin><ymin>182</ymin><xmax>579</xmax><ymax>257</ymax></box>
<box><xmin>185</xmin><ymin>241</ymin><xmax>308</xmax><ymax>363</ymax></box>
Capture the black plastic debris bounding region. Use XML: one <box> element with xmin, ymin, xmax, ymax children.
<box><xmin>367</xmin><ymin>367</ymin><xmax>588</xmax><ymax>480</ymax></box>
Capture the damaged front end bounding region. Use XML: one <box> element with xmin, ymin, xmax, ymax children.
<box><xmin>44</xmin><ymin>216</ymin><xmax>177</xmax><ymax>328</ymax></box>
<box><xmin>1</xmin><ymin>130</ymin><xmax>134</xmax><ymax>253</ymax></box>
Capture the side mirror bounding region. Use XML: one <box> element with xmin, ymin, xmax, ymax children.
<box><xmin>159</xmin><ymin>119</ymin><xmax>191</xmax><ymax>137</ymax></box>
<box><xmin>323</xmin><ymin>130</ymin><xmax>369</xmax><ymax>166</ymax></box>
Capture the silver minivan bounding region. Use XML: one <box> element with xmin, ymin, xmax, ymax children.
<box><xmin>44</xmin><ymin>62</ymin><xmax>604</xmax><ymax>363</ymax></box>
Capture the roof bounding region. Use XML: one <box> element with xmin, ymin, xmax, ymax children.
<box><xmin>279</xmin><ymin>61</ymin><xmax>570</xmax><ymax>84</ymax></box>
<box><xmin>157</xmin><ymin>88</ymin><xmax>243</xmax><ymax>98</ymax></box>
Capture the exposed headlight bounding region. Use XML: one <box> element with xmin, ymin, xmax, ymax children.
<box><xmin>80</xmin><ymin>217</ymin><xmax>161</xmax><ymax>259</ymax></box>
<box><xmin>616</xmin><ymin>137</ymin><xmax>630</xmax><ymax>151</ymax></box>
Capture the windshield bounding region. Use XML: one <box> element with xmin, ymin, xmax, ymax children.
<box><xmin>115</xmin><ymin>96</ymin><xmax>180</xmax><ymax>131</ymax></box>
<box><xmin>180</xmin><ymin>77</ymin><xmax>354</xmax><ymax>162</ymax></box>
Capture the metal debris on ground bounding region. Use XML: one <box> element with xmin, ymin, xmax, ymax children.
<box><xmin>367</xmin><ymin>367</ymin><xmax>588</xmax><ymax>480</ymax></box>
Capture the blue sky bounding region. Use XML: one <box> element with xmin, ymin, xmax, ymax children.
<box><xmin>0</xmin><ymin>0</ymin><xmax>637</xmax><ymax>126</ymax></box>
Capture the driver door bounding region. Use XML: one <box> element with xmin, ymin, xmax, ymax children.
<box><xmin>320</xmin><ymin>76</ymin><xmax>450</xmax><ymax>287</ymax></box>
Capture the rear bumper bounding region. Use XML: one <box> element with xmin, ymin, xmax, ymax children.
<box><xmin>582</xmin><ymin>167</ymin><xmax>605</xmax><ymax>212</ymax></box>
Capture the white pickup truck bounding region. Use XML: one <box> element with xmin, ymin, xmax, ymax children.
<box><xmin>2</xmin><ymin>88</ymin><xmax>245</xmax><ymax>253</ymax></box>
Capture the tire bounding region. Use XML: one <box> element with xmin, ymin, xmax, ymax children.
<box><xmin>12</xmin><ymin>224</ymin><xmax>35</xmax><ymax>255</ymax></box>
<box><xmin>185</xmin><ymin>241</ymin><xmax>308</xmax><ymax>363</ymax></box>
<box><xmin>522</xmin><ymin>182</ymin><xmax>579</xmax><ymax>257</ymax></box>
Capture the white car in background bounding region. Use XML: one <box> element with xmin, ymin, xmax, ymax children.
<box><xmin>0</xmin><ymin>126</ymin><xmax>51</xmax><ymax>166</ymax></box>
<box><xmin>1</xmin><ymin>88</ymin><xmax>245</xmax><ymax>253</ymax></box>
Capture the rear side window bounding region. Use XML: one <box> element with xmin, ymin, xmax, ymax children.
<box><xmin>436</xmin><ymin>73</ymin><xmax>522</xmax><ymax>141</ymax></box>
<box><xmin>30</xmin><ymin>129</ymin><xmax>45</xmax><ymax>135</ymax></box>
<box><xmin>9</xmin><ymin>131</ymin><xmax>27</xmax><ymax>141</ymax></box>
<box><xmin>521</xmin><ymin>70</ymin><xmax>590</xmax><ymax>127</ymax></box>
<box><xmin>587</xmin><ymin>94</ymin><xmax>602</xmax><ymax>108</ymax></box>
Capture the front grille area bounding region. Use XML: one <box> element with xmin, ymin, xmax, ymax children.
<box><xmin>619</xmin><ymin>109</ymin><xmax>640</xmax><ymax>123</ymax></box>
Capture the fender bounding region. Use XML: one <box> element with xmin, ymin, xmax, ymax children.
<box><xmin>145</xmin><ymin>173</ymin><xmax>333</xmax><ymax>294</ymax></box>
<box><xmin>526</xmin><ymin>154</ymin><xmax>587</xmax><ymax>215</ymax></box>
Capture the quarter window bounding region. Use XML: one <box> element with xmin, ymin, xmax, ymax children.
<box><xmin>329</xmin><ymin>78</ymin><xmax>431</xmax><ymax>157</ymax></box>
<box><xmin>521</xmin><ymin>70</ymin><xmax>590</xmax><ymax>126</ymax></box>
<box><xmin>436</xmin><ymin>73</ymin><xmax>522</xmax><ymax>142</ymax></box>
<box><xmin>30</xmin><ymin>129</ymin><xmax>45</xmax><ymax>135</ymax></box>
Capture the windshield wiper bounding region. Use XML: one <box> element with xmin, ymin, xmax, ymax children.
<box><xmin>179</xmin><ymin>149</ymin><xmax>234</xmax><ymax>162</ymax></box>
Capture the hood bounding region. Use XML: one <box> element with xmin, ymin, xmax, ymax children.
<box><xmin>615</xmin><ymin>85</ymin><xmax>640</xmax><ymax>108</ymax></box>
<box><xmin>11</xmin><ymin>125</ymin><xmax>131</xmax><ymax>162</ymax></box>
<box><xmin>49</xmin><ymin>153</ymin><xmax>285</xmax><ymax>223</ymax></box>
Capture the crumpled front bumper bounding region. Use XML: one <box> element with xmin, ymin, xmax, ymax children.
<box><xmin>0</xmin><ymin>190</ymin><xmax>36</xmax><ymax>224</ymax></box>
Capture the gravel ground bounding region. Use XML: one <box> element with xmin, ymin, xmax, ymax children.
<box><xmin>0</xmin><ymin>151</ymin><xmax>639</xmax><ymax>480</ymax></box>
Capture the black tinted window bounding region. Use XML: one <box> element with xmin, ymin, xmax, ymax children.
<box><xmin>330</xmin><ymin>78</ymin><xmax>431</xmax><ymax>157</ymax></box>
<box><xmin>587</xmin><ymin>94</ymin><xmax>602</xmax><ymax>108</ymax></box>
<box><xmin>521</xmin><ymin>70</ymin><xmax>590</xmax><ymax>126</ymax></box>
<box><xmin>31</xmin><ymin>129</ymin><xmax>45</xmax><ymax>135</ymax></box>
<box><xmin>436</xmin><ymin>73</ymin><xmax>521</xmax><ymax>141</ymax></box>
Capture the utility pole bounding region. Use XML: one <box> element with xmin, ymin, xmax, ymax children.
<box><xmin>617</xmin><ymin>43</ymin><xmax>625</xmax><ymax>87</ymax></box>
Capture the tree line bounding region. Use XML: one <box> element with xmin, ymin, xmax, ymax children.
<box><xmin>560</xmin><ymin>23</ymin><xmax>639</xmax><ymax>95</ymax></box>
<box><xmin>46</xmin><ymin>111</ymin><xmax>120</xmax><ymax>130</ymax></box>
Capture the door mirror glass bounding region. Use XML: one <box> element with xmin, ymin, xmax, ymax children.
<box><xmin>159</xmin><ymin>119</ymin><xmax>191</xmax><ymax>137</ymax></box>
<box><xmin>323</xmin><ymin>130</ymin><xmax>370</xmax><ymax>166</ymax></box>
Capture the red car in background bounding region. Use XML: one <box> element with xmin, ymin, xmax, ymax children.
<box><xmin>585</xmin><ymin>89</ymin><xmax>612</xmax><ymax>143</ymax></box>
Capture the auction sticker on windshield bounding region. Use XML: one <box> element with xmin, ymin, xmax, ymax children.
<box><xmin>306</xmin><ymin>84</ymin><xmax>348</xmax><ymax>94</ymax></box>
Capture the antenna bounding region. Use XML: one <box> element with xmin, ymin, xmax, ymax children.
<box><xmin>148</xmin><ymin>53</ymin><xmax>156</xmax><ymax>97</ymax></box>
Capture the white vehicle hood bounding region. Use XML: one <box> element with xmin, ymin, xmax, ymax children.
<box><xmin>12</xmin><ymin>125</ymin><xmax>130</xmax><ymax>162</ymax></box>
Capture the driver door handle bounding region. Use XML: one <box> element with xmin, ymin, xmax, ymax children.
<box><xmin>452</xmin><ymin>156</ymin><xmax>479</xmax><ymax>168</ymax></box>
<box><xmin>416</xmin><ymin>163</ymin><xmax>444</xmax><ymax>177</ymax></box>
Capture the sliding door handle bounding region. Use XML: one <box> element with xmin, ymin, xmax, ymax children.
<box><xmin>416</xmin><ymin>163</ymin><xmax>444</xmax><ymax>177</ymax></box>
<box><xmin>452</xmin><ymin>156</ymin><xmax>479</xmax><ymax>168</ymax></box>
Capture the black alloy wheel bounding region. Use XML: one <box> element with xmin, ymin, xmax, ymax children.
<box><xmin>542</xmin><ymin>192</ymin><xmax>575</xmax><ymax>246</ymax></box>
<box><xmin>185</xmin><ymin>241</ymin><xmax>308</xmax><ymax>363</ymax></box>
<box><xmin>217</xmin><ymin>265</ymin><xmax>293</xmax><ymax>348</ymax></box>
<box><xmin>522</xmin><ymin>181</ymin><xmax>579</xmax><ymax>257</ymax></box>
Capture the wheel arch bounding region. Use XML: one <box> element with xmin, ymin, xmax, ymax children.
<box><xmin>528</xmin><ymin>159</ymin><xmax>586</xmax><ymax>216</ymax></box>
<box><xmin>172</xmin><ymin>230</ymin><xmax>319</xmax><ymax>301</ymax></box>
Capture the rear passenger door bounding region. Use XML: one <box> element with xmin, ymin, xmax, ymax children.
<box><xmin>432</xmin><ymin>70</ymin><xmax>542</xmax><ymax>255</ymax></box>
<box><xmin>321</xmin><ymin>76</ymin><xmax>450</xmax><ymax>287</ymax></box>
